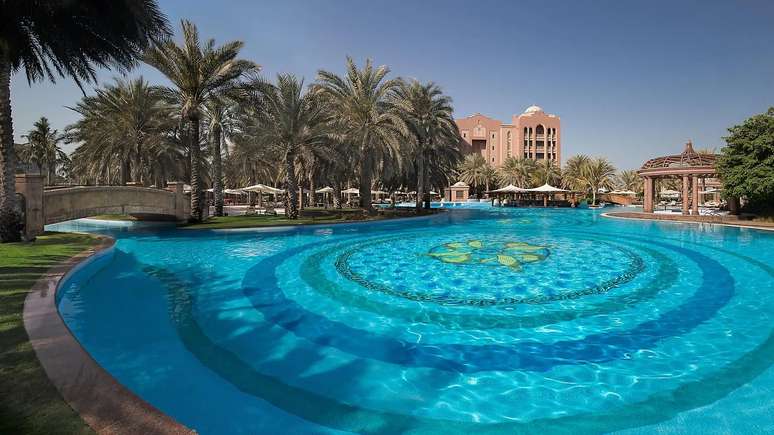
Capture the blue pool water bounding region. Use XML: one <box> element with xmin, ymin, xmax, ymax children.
<box><xmin>50</xmin><ymin>208</ymin><xmax>774</xmax><ymax>434</ymax></box>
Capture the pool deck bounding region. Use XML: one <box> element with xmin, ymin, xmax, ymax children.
<box><xmin>603</xmin><ymin>211</ymin><xmax>774</xmax><ymax>231</ymax></box>
<box><xmin>22</xmin><ymin>236</ymin><xmax>194</xmax><ymax>435</ymax></box>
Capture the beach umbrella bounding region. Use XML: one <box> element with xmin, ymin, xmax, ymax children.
<box><xmin>526</xmin><ymin>183</ymin><xmax>568</xmax><ymax>192</ymax></box>
<box><xmin>243</xmin><ymin>184</ymin><xmax>283</xmax><ymax>194</ymax></box>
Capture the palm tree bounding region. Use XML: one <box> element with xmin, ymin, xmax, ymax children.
<box><xmin>562</xmin><ymin>154</ymin><xmax>591</xmax><ymax>191</ymax></box>
<box><xmin>498</xmin><ymin>156</ymin><xmax>536</xmax><ymax>187</ymax></box>
<box><xmin>532</xmin><ymin>159</ymin><xmax>562</xmax><ymax>187</ymax></box>
<box><xmin>19</xmin><ymin>117</ymin><xmax>67</xmax><ymax>185</ymax></box>
<box><xmin>248</xmin><ymin>74</ymin><xmax>334</xmax><ymax>219</ymax></box>
<box><xmin>458</xmin><ymin>154</ymin><xmax>490</xmax><ymax>194</ymax></box>
<box><xmin>0</xmin><ymin>0</ymin><xmax>168</xmax><ymax>242</ymax></box>
<box><xmin>202</xmin><ymin>92</ymin><xmax>242</xmax><ymax>216</ymax></box>
<box><xmin>66</xmin><ymin>77</ymin><xmax>178</xmax><ymax>186</ymax></box>
<box><xmin>615</xmin><ymin>169</ymin><xmax>641</xmax><ymax>193</ymax></box>
<box><xmin>394</xmin><ymin>79</ymin><xmax>461</xmax><ymax>210</ymax></box>
<box><xmin>580</xmin><ymin>157</ymin><xmax>616</xmax><ymax>205</ymax></box>
<box><xmin>316</xmin><ymin>57</ymin><xmax>408</xmax><ymax>211</ymax></box>
<box><xmin>144</xmin><ymin>20</ymin><xmax>259</xmax><ymax>222</ymax></box>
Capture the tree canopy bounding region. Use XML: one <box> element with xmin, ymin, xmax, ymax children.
<box><xmin>717</xmin><ymin>107</ymin><xmax>774</xmax><ymax>210</ymax></box>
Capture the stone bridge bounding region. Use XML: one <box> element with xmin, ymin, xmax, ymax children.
<box><xmin>15</xmin><ymin>174</ymin><xmax>189</xmax><ymax>239</ymax></box>
<box><xmin>598</xmin><ymin>193</ymin><xmax>636</xmax><ymax>206</ymax></box>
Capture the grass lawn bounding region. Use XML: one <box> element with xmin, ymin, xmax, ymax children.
<box><xmin>0</xmin><ymin>232</ymin><xmax>100</xmax><ymax>434</ymax></box>
<box><xmin>181</xmin><ymin>207</ymin><xmax>425</xmax><ymax>230</ymax></box>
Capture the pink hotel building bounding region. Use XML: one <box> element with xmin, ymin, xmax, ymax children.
<box><xmin>455</xmin><ymin>105</ymin><xmax>561</xmax><ymax>167</ymax></box>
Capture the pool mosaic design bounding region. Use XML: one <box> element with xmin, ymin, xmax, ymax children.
<box><xmin>51</xmin><ymin>208</ymin><xmax>774</xmax><ymax>434</ymax></box>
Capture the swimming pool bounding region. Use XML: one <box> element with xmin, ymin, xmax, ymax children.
<box><xmin>51</xmin><ymin>207</ymin><xmax>774</xmax><ymax>434</ymax></box>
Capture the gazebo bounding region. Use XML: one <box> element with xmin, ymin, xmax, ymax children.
<box><xmin>638</xmin><ymin>141</ymin><xmax>735</xmax><ymax>215</ymax></box>
<box><xmin>444</xmin><ymin>181</ymin><xmax>470</xmax><ymax>201</ymax></box>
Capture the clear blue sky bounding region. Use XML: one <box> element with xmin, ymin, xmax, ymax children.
<box><xmin>10</xmin><ymin>0</ymin><xmax>774</xmax><ymax>170</ymax></box>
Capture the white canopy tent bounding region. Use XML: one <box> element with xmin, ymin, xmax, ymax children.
<box><xmin>316</xmin><ymin>186</ymin><xmax>334</xmax><ymax>194</ymax></box>
<box><xmin>243</xmin><ymin>184</ymin><xmax>283</xmax><ymax>194</ymax></box>
<box><xmin>488</xmin><ymin>184</ymin><xmax>528</xmax><ymax>194</ymax></box>
<box><xmin>341</xmin><ymin>187</ymin><xmax>360</xmax><ymax>194</ymax></box>
<box><xmin>526</xmin><ymin>183</ymin><xmax>568</xmax><ymax>193</ymax></box>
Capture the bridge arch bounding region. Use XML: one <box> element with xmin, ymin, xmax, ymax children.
<box><xmin>15</xmin><ymin>174</ymin><xmax>189</xmax><ymax>239</ymax></box>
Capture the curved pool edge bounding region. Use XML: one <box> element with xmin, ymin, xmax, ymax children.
<box><xmin>22</xmin><ymin>235</ymin><xmax>195</xmax><ymax>435</ymax></box>
<box><xmin>601</xmin><ymin>211</ymin><xmax>774</xmax><ymax>232</ymax></box>
<box><xmin>193</xmin><ymin>209</ymin><xmax>446</xmax><ymax>234</ymax></box>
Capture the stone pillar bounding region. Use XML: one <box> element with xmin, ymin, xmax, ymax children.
<box><xmin>15</xmin><ymin>174</ymin><xmax>45</xmax><ymax>240</ymax></box>
<box><xmin>643</xmin><ymin>177</ymin><xmax>654</xmax><ymax>213</ymax></box>
<box><xmin>682</xmin><ymin>176</ymin><xmax>690</xmax><ymax>215</ymax></box>
<box><xmin>167</xmin><ymin>181</ymin><xmax>189</xmax><ymax>221</ymax></box>
<box><xmin>691</xmin><ymin>176</ymin><xmax>699</xmax><ymax>215</ymax></box>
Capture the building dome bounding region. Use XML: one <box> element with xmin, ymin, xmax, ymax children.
<box><xmin>524</xmin><ymin>105</ymin><xmax>543</xmax><ymax>114</ymax></box>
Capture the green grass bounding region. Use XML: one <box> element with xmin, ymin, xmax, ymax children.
<box><xmin>0</xmin><ymin>232</ymin><xmax>100</xmax><ymax>434</ymax></box>
<box><xmin>180</xmin><ymin>207</ymin><xmax>423</xmax><ymax>230</ymax></box>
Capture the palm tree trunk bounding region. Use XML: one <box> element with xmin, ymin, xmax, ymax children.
<box><xmin>120</xmin><ymin>160</ymin><xmax>129</xmax><ymax>185</ymax></box>
<box><xmin>285</xmin><ymin>151</ymin><xmax>299</xmax><ymax>219</ymax></box>
<box><xmin>212</xmin><ymin>125</ymin><xmax>224</xmax><ymax>216</ymax></box>
<box><xmin>248</xmin><ymin>167</ymin><xmax>256</xmax><ymax>207</ymax></box>
<box><xmin>0</xmin><ymin>59</ymin><xmax>20</xmax><ymax>242</ymax></box>
<box><xmin>189</xmin><ymin>117</ymin><xmax>203</xmax><ymax>221</ymax></box>
<box><xmin>359</xmin><ymin>162</ymin><xmax>372</xmax><ymax>211</ymax></box>
<box><xmin>332</xmin><ymin>179</ymin><xmax>342</xmax><ymax>209</ymax></box>
<box><xmin>415</xmin><ymin>154</ymin><xmax>424</xmax><ymax>212</ymax></box>
<box><xmin>309</xmin><ymin>172</ymin><xmax>315</xmax><ymax>208</ymax></box>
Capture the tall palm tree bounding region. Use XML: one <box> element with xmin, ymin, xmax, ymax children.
<box><xmin>580</xmin><ymin>157</ymin><xmax>617</xmax><ymax>205</ymax></box>
<box><xmin>202</xmin><ymin>92</ymin><xmax>241</xmax><ymax>216</ymax></box>
<box><xmin>144</xmin><ymin>20</ymin><xmax>259</xmax><ymax>221</ymax></box>
<box><xmin>248</xmin><ymin>74</ymin><xmax>334</xmax><ymax>219</ymax></box>
<box><xmin>316</xmin><ymin>57</ymin><xmax>408</xmax><ymax>211</ymax></box>
<box><xmin>562</xmin><ymin>154</ymin><xmax>591</xmax><ymax>191</ymax></box>
<box><xmin>532</xmin><ymin>159</ymin><xmax>562</xmax><ymax>187</ymax></box>
<box><xmin>0</xmin><ymin>0</ymin><xmax>168</xmax><ymax>241</ymax></box>
<box><xmin>394</xmin><ymin>79</ymin><xmax>461</xmax><ymax>210</ymax></box>
<box><xmin>498</xmin><ymin>156</ymin><xmax>536</xmax><ymax>187</ymax></box>
<box><xmin>19</xmin><ymin>117</ymin><xmax>67</xmax><ymax>185</ymax></box>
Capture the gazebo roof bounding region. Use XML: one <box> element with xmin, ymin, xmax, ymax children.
<box><xmin>640</xmin><ymin>141</ymin><xmax>717</xmax><ymax>170</ymax></box>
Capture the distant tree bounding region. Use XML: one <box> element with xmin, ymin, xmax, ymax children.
<box><xmin>19</xmin><ymin>117</ymin><xmax>67</xmax><ymax>185</ymax></box>
<box><xmin>247</xmin><ymin>74</ymin><xmax>334</xmax><ymax>219</ymax></box>
<box><xmin>562</xmin><ymin>154</ymin><xmax>591</xmax><ymax>191</ymax></box>
<box><xmin>615</xmin><ymin>169</ymin><xmax>641</xmax><ymax>193</ymax></box>
<box><xmin>457</xmin><ymin>154</ymin><xmax>488</xmax><ymax>194</ymax></box>
<box><xmin>717</xmin><ymin>107</ymin><xmax>774</xmax><ymax>211</ymax></box>
<box><xmin>316</xmin><ymin>57</ymin><xmax>408</xmax><ymax>211</ymax></box>
<box><xmin>498</xmin><ymin>157</ymin><xmax>536</xmax><ymax>188</ymax></box>
<box><xmin>579</xmin><ymin>157</ymin><xmax>616</xmax><ymax>205</ymax></box>
<box><xmin>394</xmin><ymin>79</ymin><xmax>461</xmax><ymax>210</ymax></box>
<box><xmin>0</xmin><ymin>0</ymin><xmax>169</xmax><ymax>241</ymax></box>
<box><xmin>66</xmin><ymin>77</ymin><xmax>181</xmax><ymax>187</ymax></box>
<box><xmin>532</xmin><ymin>159</ymin><xmax>562</xmax><ymax>187</ymax></box>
